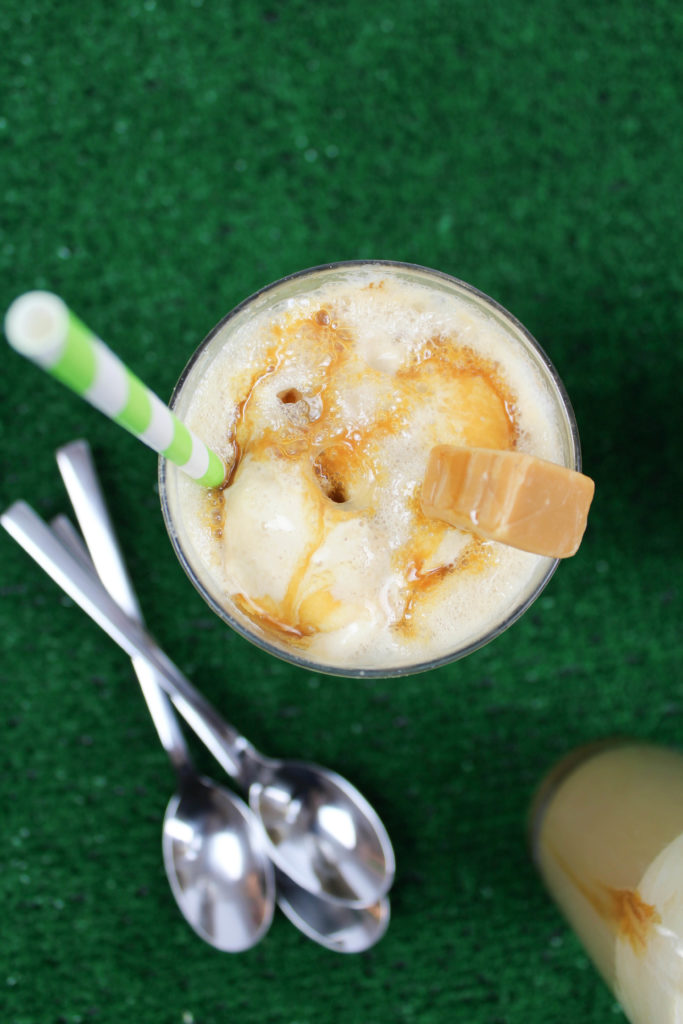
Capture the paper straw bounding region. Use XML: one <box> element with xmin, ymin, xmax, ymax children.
<box><xmin>4</xmin><ymin>291</ymin><xmax>226</xmax><ymax>488</ymax></box>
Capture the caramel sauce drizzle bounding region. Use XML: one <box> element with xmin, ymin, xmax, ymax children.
<box><xmin>397</xmin><ymin>536</ymin><xmax>493</xmax><ymax>635</ymax></box>
<box><xmin>226</xmin><ymin>352</ymin><xmax>284</xmax><ymax>487</ymax></box>
<box><xmin>232</xmin><ymin>593</ymin><xmax>317</xmax><ymax>645</ymax></box>
<box><xmin>205</xmin><ymin>303</ymin><xmax>519</xmax><ymax>643</ymax></box>
<box><xmin>232</xmin><ymin>479</ymin><xmax>326</xmax><ymax>645</ymax></box>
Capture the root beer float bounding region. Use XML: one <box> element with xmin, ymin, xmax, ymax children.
<box><xmin>160</xmin><ymin>262</ymin><xmax>591</xmax><ymax>676</ymax></box>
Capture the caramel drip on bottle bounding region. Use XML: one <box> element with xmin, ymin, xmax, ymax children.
<box><xmin>549</xmin><ymin>844</ymin><xmax>662</xmax><ymax>955</ymax></box>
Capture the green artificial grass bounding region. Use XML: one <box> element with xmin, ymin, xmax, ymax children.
<box><xmin>1</xmin><ymin>1</ymin><xmax>681</xmax><ymax>1022</ymax></box>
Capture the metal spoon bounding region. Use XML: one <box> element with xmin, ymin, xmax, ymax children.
<box><xmin>54</xmin><ymin>518</ymin><xmax>389</xmax><ymax>955</ymax></box>
<box><xmin>3</xmin><ymin>497</ymin><xmax>395</xmax><ymax>913</ymax></box>
<box><xmin>3</xmin><ymin>498</ymin><xmax>394</xmax><ymax>911</ymax></box>
<box><xmin>47</xmin><ymin>475</ymin><xmax>275</xmax><ymax>953</ymax></box>
<box><xmin>275</xmin><ymin>870</ymin><xmax>389</xmax><ymax>952</ymax></box>
<box><xmin>43</xmin><ymin>444</ymin><xmax>396</xmax><ymax>910</ymax></box>
<box><xmin>53</xmin><ymin>440</ymin><xmax>389</xmax><ymax>951</ymax></box>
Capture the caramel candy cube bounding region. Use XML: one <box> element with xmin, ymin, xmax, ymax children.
<box><xmin>421</xmin><ymin>446</ymin><xmax>595</xmax><ymax>558</ymax></box>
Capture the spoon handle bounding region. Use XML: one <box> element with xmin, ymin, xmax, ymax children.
<box><xmin>1</xmin><ymin>499</ymin><xmax>250</xmax><ymax>782</ymax></box>
<box><xmin>53</xmin><ymin>509</ymin><xmax>195</xmax><ymax>780</ymax></box>
<box><xmin>55</xmin><ymin>439</ymin><xmax>192</xmax><ymax>778</ymax></box>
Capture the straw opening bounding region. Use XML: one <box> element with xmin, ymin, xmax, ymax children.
<box><xmin>5</xmin><ymin>291</ymin><xmax>69</xmax><ymax>363</ymax></box>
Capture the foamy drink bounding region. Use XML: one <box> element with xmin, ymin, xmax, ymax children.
<box><xmin>160</xmin><ymin>262</ymin><xmax>579</xmax><ymax>675</ymax></box>
<box><xmin>531</xmin><ymin>742</ymin><xmax>683</xmax><ymax>1023</ymax></box>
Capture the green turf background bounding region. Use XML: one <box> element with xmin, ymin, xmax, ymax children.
<box><xmin>1</xmin><ymin>1</ymin><xmax>681</xmax><ymax>1022</ymax></box>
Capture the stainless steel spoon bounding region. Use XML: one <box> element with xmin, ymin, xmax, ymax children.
<box><xmin>276</xmin><ymin>869</ymin><xmax>389</xmax><ymax>952</ymax></box>
<box><xmin>28</xmin><ymin>445</ymin><xmax>395</xmax><ymax>909</ymax></box>
<box><xmin>53</xmin><ymin>440</ymin><xmax>389</xmax><ymax>951</ymax></box>
<box><xmin>2</xmin><ymin>497</ymin><xmax>395</xmax><ymax>908</ymax></box>
<box><xmin>54</xmin><ymin>518</ymin><xmax>389</xmax><ymax>954</ymax></box>
<box><xmin>49</xmin><ymin>457</ymin><xmax>275</xmax><ymax>952</ymax></box>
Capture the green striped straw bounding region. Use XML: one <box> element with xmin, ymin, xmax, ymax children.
<box><xmin>4</xmin><ymin>291</ymin><xmax>226</xmax><ymax>487</ymax></box>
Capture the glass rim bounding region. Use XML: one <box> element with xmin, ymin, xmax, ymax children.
<box><xmin>159</xmin><ymin>259</ymin><xmax>582</xmax><ymax>679</ymax></box>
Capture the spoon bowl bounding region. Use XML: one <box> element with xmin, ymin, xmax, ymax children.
<box><xmin>163</xmin><ymin>774</ymin><xmax>274</xmax><ymax>952</ymax></box>
<box><xmin>244</xmin><ymin>756</ymin><xmax>394</xmax><ymax>907</ymax></box>
<box><xmin>276</xmin><ymin>871</ymin><xmax>390</xmax><ymax>953</ymax></box>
